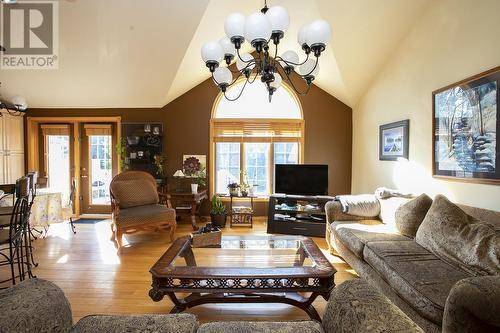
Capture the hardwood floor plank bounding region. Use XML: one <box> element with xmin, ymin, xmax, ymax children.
<box><xmin>0</xmin><ymin>219</ymin><xmax>356</xmax><ymax>322</ymax></box>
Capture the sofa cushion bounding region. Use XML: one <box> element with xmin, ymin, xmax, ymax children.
<box><xmin>72</xmin><ymin>314</ymin><xmax>198</xmax><ymax>333</ymax></box>
<box><xmin>112</xmin><ymin>179</ymin><xmax>159</xmax><ymax>208</ymax></box>
<box><xmin>378</xmin><ymin>196</ymin><xmax>412</xmax><ymax>225</ymax></box>
<box><xmin>395</xmin><ymin>193</ymin><xmax>433</xmax><ymax>238</ymax></box>
<box><xmin>363</xmin><ymin>240</ymin><xmax>470</xmax><ymax>324</ymax></box>
<box><xmin>416</xmin><ymin>195</ymin><xmax>500</xmax><ymax>276</ymax></box>
<box><xmin>197</xmin><ymin>321</ymin><xmax>324</xmax><ymax>333</ymax></box>
<box><xmin>323</xmin><ymin>279</ymin><xmax>424</xmax><ymax>333</ymax></box>
<box><xmin>331</xmin><ymin>220</ymin><xmax>409</xmax><ymax>259</ymax></box>
<box><xmin>116</xmin><ymin>204</ymin><xmax>175</xmax><ymax>228</ymax></box>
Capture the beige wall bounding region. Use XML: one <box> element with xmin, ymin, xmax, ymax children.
<box><xmin>352</xmin><ymin>0</ymin><xmax>500</xmax><ymax>211</ymax></box>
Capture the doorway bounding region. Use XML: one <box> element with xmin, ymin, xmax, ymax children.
<box><xmin>27</xmin><ymin>117</ymin><xmax>121</xmax><ymax>218</ymax></box>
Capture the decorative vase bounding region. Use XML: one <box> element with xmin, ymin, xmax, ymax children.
<box><xmin>191</xmin><ymin>183</ymin><xmax>198</xmax><ymax>194</ymax></box>
<box><xmin>241</xmin><ymin>190</ymin><xmax>248</xmax><ymax>197</ymax></box>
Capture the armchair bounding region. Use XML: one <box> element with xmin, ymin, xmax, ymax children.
<box><xmin>109</xmin><ymin>171</ymin><xmax>176</xmax><ymax>251</ymax></box>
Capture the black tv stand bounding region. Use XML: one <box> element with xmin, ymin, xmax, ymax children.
<box><xmin>267</xmin><ymin>194</ymin><xmax>334</xmax><ymax>237</ymax></box>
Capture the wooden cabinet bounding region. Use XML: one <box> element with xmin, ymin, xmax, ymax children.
<box><xmin>0</xmin><ymin>112</ymin><xmax>25</xmax><ymax>184</ymax></box>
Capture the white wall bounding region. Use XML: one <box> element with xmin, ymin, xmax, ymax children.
<box><xmin>352</xmin><ymin>0</ymin><xmax>500</xmax><ymax>211</ymax></box>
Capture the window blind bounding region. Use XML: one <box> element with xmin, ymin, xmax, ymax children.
<box><xmin>84</xmin><ymin>124</ymin><xmax>113</xmax><ymax>136</ymax></box>
<box><xmin>41</xmin><ymin>124</ymin><xmax>70</xmax><ymax>136</ymax></box>
<box><xmin>211</xmin><ymin>119</ymin><xmax>304</xmax><ymax>143</ymax></box>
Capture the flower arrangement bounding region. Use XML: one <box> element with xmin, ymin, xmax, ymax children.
<box><xmin>153</xmin><ymin>155</ymin><xmax>166</xmax><ymax>178</ymax></box>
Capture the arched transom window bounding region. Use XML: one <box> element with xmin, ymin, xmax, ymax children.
<box><xmin>210</xmin><ymin>81</ymin><xmax>304</xmax><ymax>197</ymax></box>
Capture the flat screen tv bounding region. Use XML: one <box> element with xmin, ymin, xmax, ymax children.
<box><xmin>275</xmin><ymin>164</ymin><xmax>328</xmax><ymax>196</ymax></box>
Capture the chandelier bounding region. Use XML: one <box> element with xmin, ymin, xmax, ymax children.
<box><xmin>0</xmin><ymin>84</ymin><xmax>28</xmax><ymax>117</ymax></box>
<box><xmin>201</xmin><ymin>1</ymin><xmax>332</xmax><ymax>102</ymax></box>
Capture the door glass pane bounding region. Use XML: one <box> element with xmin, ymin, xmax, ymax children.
<box><xmin>274</xmin><ymin>143</ymin><xmax>299</xmax><ymax>165</ymax></box>
<box><xmin>90</xmin><ymin>135</ymin><xmax>112</xmax><ymax>204</ymax></box>
<box><xmin>47</xmin><ymin>135</ymin><xmax>70</xmax><ymax>204</ymax></box>
<box><xmin>215</xmin><ymin>143</ymin><xmax>240</xmax><ymax>194</ymax></box>
<box><xmin>245</xmin><ymin>143</ymin><xmax>270</xmax><ymax>195</ymax></box>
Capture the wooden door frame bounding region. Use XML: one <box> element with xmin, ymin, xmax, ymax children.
<box><xmin>26</xmin><ymin>116</ymin><xmax>121</xmax><ymax>217</ymax></box>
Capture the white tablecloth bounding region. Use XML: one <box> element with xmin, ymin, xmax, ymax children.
<box><xmin>30</xmin><ymin>189</ymin><xmax>65</xmax><ymax>228</ymax></box>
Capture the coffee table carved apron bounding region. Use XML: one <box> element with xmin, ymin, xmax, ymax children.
<box><xmin>149</xmin><ymin>235</ymin><xmax>336</xmax><ymax>321</ymax></box>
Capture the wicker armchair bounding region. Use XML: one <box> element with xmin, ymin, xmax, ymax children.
<box><xmin>109</xmin><ymin>171</ymin><xmax>176</xmax><ymax>251</ymax></box>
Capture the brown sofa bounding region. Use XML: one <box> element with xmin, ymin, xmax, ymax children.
<box><xmin>325</xmin><ymin>194</ymin><xmax>500</xmax><ymax>333</ymax></box>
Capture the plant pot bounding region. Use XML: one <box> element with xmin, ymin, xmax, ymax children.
<box><xmin>241</xmin><ymin>190</ymin><xmax>248</xmax><ymax>197</ymax></box>
<box><xmin>210</xmin><ymin>213</ymin><xmax>227</xmax><ymax>228</ymax></box>
<box><xmin>229</xmin><ymin>188</ymin><xmax>239</xmax><ymax>197</ymax></box>
<box><xmin>191</xmin><ymin>183</ymin><xmax>198</xmax><ymax>194</ymax></box>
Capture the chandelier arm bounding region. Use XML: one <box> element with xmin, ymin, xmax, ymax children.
<box><xmin>228</xmin><ymin>60</ymin><xmax>257</xmax><ymax>74</ymax></box>
<box><xmin>223</xmin><ymin>79</ymin><xmax>249</xmax><ymax>101</ymax></box>
<box><xmin>275</xmin><ymin>62</ymin><xmax>312</xmax><ymax>96</ymax></box>
<box><xmin>275</xmin><ymin>52</ymin><xmax>310</xmax><ymax>67</ymax></box>
<box><xmin>300</xmin><ymin>55</ymin><xmax>320</xmax><ymax>78</ymax></box>
<box><xmin>247</xmin><ymin>70</ymin><xmax>260</xmax><ymax>84</ymax></box>
<box><xmin>236</xmin><ymin>48</ymin><xmax>255</xmax><ymax>63</ymax></box>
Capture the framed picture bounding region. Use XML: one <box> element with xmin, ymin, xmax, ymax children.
<box><xmin>432</xmin><ymin>67</ymin><xmax>500</xmax><ymax>184</ymax></box>
<box><xmin>379</xmin><ymin>120</ymin><xmax>409</xmax><ymax>161</ymax></box>
<box><xmin>182</xmin><ymin>155</ymin><xmax>207</xmax><ymax>177</ymax></box>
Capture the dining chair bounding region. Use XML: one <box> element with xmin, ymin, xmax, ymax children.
<box><xmin>61</xmin><ymin>179</ymin><xmax>76</xmax><ymax>234</ymax></box>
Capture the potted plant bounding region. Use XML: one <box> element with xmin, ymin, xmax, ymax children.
<box><xmin>183</xmin><ymin>156</ymin><xmax>204</xmax><ymax>193</ymax></box>
<box><xmin>227</xmin><ymin>182</ymin><xmax>239</xmax><ymax>197</ymax></box>
<box><xmin>116</xmin><ymin>137</ymin><xmax>129</xmax><ymax>171</ymax></box>
<box><xmin>210</xmin><ymin>195</ymin><xmax>227</xmax><ymax>227</ymax></box>
<box><xmin>153</xmin><ymin>154</ymin><xmax>166</xmax><ymax>185</ymax></box>
<box><xmin>192</xmin><ymin>170</ymin><xmax>206</xmax><ymax>193</ymax></box>
<box><xmin>240</xmin><ymin>182</ymin><xmax>249</xmax><ymax>197</ymax></box>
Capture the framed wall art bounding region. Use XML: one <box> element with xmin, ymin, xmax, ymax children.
<box><xmin>379</xmin><ymin>120</ymin><xmax>409</xmax><ymax>161</ymax></box>
<box><xmin>432</xmin><ymin>66</ymin><xmax>500</xmax><ymax>184</ymax></box>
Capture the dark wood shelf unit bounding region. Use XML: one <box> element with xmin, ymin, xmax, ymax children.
<box><xmin>122</xmin><ymin>122</ymin><xmax>163</xmax><ymax>177</ymax></box>
<box><xmin>267</xmin><ymin>194</ymin><xmax>335</xmax><ymax>237</ymax></box>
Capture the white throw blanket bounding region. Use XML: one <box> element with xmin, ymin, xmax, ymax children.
<box><xmin>335</xmin><ymin>194</ymin><xmax>381</xmax><ymax>217</ymax></box>
<box><xmin>375</xmin><ymin>187</ymin><xmax>413</xmax><ymax>199</ymax></box>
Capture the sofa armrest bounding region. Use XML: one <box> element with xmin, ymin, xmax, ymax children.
<box><xmin>322</xmin><ymin>279</ymin><xmax>424</xmax><ymax>333</ymax></box>
<box><xmin>0</xmin><ymin>278</ymin><xmax>73</xmax><ymax>333</ymax></box>
<box><xmin>443</xmin><ymin>276</ymin><xmax>500</xmax><ymax>333</ymax></box>
<box><xmin>324</xmin><ymin>200</ymin><xmax>369</xmax><ymax>223</ymax></box>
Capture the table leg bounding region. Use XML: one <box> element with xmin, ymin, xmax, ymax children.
<box><xmin>190</xmin><ymin>203</ymin><xmax>199</xmax><ymax>230</ymax></box>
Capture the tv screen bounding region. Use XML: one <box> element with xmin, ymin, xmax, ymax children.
<box><xmin>275</xmin><ymin>164</ymin><xmax>328</xmax><ymax>196</ymax></box>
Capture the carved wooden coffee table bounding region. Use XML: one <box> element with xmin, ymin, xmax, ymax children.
<box><xmin>149</xmin><ymin>235</ymin><xmax>336</xmax><ymax>321</ymax></box>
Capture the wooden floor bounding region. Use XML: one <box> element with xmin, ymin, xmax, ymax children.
<box><xmin>1</xmin><ymin>219</ymin><xmax>357</xmax><ymax>323</ymax></box>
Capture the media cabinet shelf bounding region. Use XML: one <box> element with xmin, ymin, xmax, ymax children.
<box><xmin>267</xmin><ymin>194</ymin><xmax>335</xmax><ymax>238</ymax></box>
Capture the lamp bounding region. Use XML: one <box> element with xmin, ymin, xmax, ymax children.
<box><xmin>201</xmin><ymin>1</ymin><xmax>332</xmax><ymax>102</ymax></box>
<box><xmin>173</xmin><ymin>170</ymin><xmax>185</xmax><ymax>192</ymax></box>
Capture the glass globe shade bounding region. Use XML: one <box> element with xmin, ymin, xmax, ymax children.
<box><xmin>306</xmin><ymin>20</ymin><xmax>332</xmax><ymax>46</ymax></box>
<box><xmin>236</xmin><ymin>53</ymin><xmax>255</xmax><ymax>71</ymax></box>
<box><xmin>299</xmin><ymin>59</ymin><xmax>319</xmax><ymax>77</ymax></box>
<box><xmin>213</xmin><ymin>67</ymin><xmax>233</xmax><ymax>86</ymax></box>
<box><xmin>281</xmin><ymin>50</ymin><xmax>299</xmax><ymax>65</ymax></box>
<box><xmin>219</xmin><ymin>37</ymin><xmax>235</xmax><ymax>56</ymax></box>
<box><xmin>297</xmin><ymin>24</ymin><xmax>309</xmax><ymax>46</ymax></box>
<box><xmin>224</xmin><ymin>13</ymin><xmax>246</xmax><ymax>39</ymax></box>
<box><xmin>244</xmin><ymin>12</ymin><xmax>272</xmax><ymax>44</ymax></box>
<box><xmin>201</xmin><ymin>41</ymin><xmax>223</xmax><ymax>63</ymax></box>
<box><xmin>265</xmin><ymin>6</ymin><xmax>289</xmax><ymax>33</ymax></box>
<box><xmin>11</xmin><ymin>95</ymin><xmax>27</xmax><ymax>110</ymax></box>
<box><xmin>269</xmin><ymin>73</ymin><xmax>282</xmax><ymax>90</ymax></box>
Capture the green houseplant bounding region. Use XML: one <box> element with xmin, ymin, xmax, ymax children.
<box><xmin>210</xmin><ymin>195</ymin><xmax>227</xmax><ymax>227</ymax></box>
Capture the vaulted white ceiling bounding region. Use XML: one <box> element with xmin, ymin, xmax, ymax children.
<box><xmin>0</xmin><ymin>0</ymin><xmax>430</xmax><ymax>109</ymax></box>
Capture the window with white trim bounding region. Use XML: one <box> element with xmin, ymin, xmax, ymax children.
<box><xmin>211</xmin><ymin>81</ymin><xmax>303</xmax><ymax>196</ymax></box>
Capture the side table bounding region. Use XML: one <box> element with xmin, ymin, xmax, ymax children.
<box><xmin>219</xmin><ymin>195</ymin><xmax>256</xmax><ymax>228</ymax></box>
<box><xmin>165</xmin><ymin>189</ymin><xmax>208</xmax><ymax>230</ymax></box>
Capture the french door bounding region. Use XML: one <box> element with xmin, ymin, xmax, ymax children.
<box><xmin>80</xmin><ymin>124</ymin><xmax>116</xmax><ymax>214</ymax></box>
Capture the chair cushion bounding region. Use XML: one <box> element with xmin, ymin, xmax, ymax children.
<box><xmin>112</xmin><ymin>179</ymin><xmax>159</xmax><ymax>208</ymax></box>
<box><xmin>197</xmin><ymin>321</ymin><xmax>324</xmax><ymax>333</ymax></box>
<box><xmin>363</xmin><ymin>240</ymin><xmax>471</xmax><ymax>324</ymax></box>
<box><xmin>115</xmin><ymin>204</ymin><xmax>175</xmax><ymax>228</ymax></box>
<box><xmin>331</xmin><ymin>220</ymin><xmax>409</xmax><ymax>259</ymax></box>
<box><xmin>416</xmin><ymin>194</ymin><xmax>500</xmax><ymax>276</ymax></box>
<box><xmin>395</xmin><ymin>193</ymin><xmax>433</xmax><ymax>238</ymax></box>
<box><xmin>71</xmin><ymin>314</ymin><xmax>198</xmax><ymax>333</ymax></box>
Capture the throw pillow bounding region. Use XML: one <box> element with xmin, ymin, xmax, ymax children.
<box><xmin>415</xmin><ymin>195</ymin><xmax>500</xmax><ymax>276</ymax></box>
<box><xmin>395</xmin><ymin>193</ymin><xmax>433</xmax><ymax>238</ymax></box>
<box><xmin>112</xmin><ymin>179</ymin><xmax>159</xmax><ymax>209</ymax></box>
